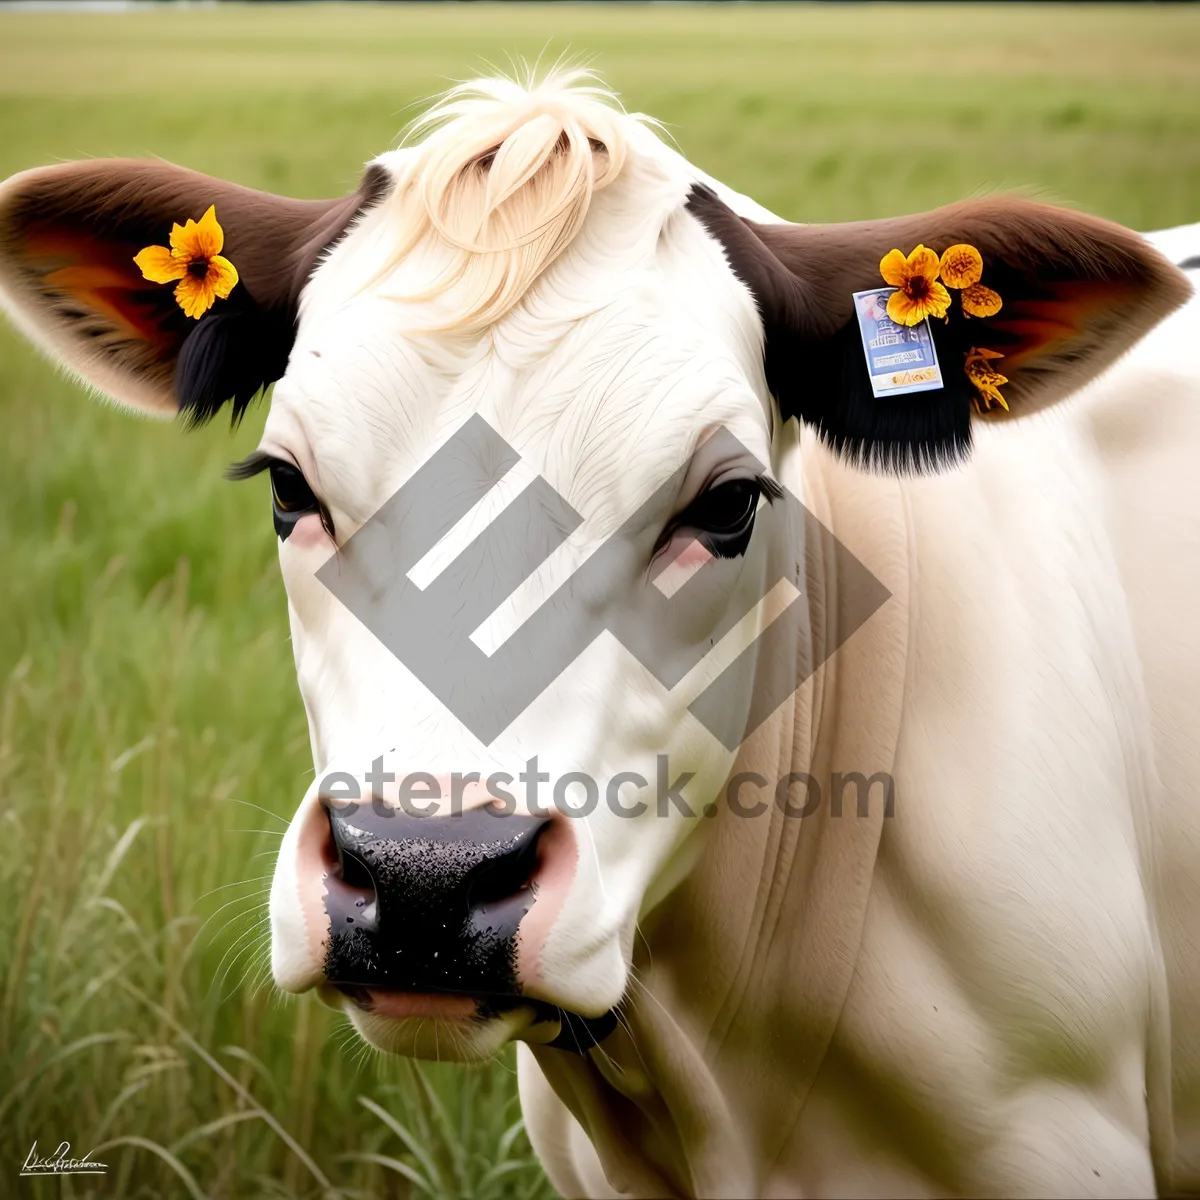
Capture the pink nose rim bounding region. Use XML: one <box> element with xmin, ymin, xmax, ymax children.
<box><xmin>285</xmin><ymin>776</ymin><xmax>581</xmax><ymax>1001</ymax></box>
<box><xmin>281</xmin><ymin>778</ymin><xmax>620</xmax><ymax>1050</ymax></box>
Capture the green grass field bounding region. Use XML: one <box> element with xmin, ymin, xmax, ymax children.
<box><xmin>1</xmin><ymin>4</ymin><xmax>1198</xmax><ymax>1196</ymax></box>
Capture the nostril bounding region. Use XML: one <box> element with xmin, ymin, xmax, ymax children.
<box><xmin>465</xmin><ymin>817</ymin><xmax>549</xmax><ymax>909</ymax></box>
<box><xmin>324</xmin><ymin>806</ymin><xmax>379</xmax><ymax>936</ymax></box>
<box><xmin>336</xmin><ymin>844</ymin><xmax>374</xmax><ymax>892</ymax></box>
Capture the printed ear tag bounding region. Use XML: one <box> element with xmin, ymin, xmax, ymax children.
<box><xmin>852</xmin><ymin>288</ymin><xmax>944</xmax><ymax>398</ymax></box>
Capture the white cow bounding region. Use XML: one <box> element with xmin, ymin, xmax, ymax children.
<box><xmin>2</xmin><ymin>71</ymin><xmax>1198</xmax><ymax>1198</ymax></box>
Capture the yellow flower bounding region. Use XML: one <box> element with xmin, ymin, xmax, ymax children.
<box><xmin>937</xmin><ymin>242</ymin><xmax>1003</xmax><ymax>317</ymax></box>
<box><xmin>961</xmin><ymin>282</ymin><xmax>1004</xmax><ymax>318</ymax></box>
<box><xmin>134</xmin><ymin>205</ymin><xmax>239</xmax><ymax>320</ymax></box>
<box><xmin>965</xmin><ymin>347</ymin><xmax>1009</xmax><ymax>413</ymax></box>
<box><xmin>938</xmin><ymin>244</ymin><xmax>983</xmax><ymax>289</ymax></box>
<box><xmin>879</xmin><ymin>245</ymin><xmax>951</xmax><ymax>326</ymax></box>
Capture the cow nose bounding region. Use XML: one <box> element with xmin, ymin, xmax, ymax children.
<box><xmin>322</xmin><ymin>801</ymin><xmax>550</xmax><ymax>996</ymax></box>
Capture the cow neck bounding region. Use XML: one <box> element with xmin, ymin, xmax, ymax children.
<box><xmin>530</xmin><ymin>426</ymin><xmax>913</xmax><ymax>1197</ymax></box>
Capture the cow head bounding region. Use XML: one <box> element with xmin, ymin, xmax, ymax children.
<box><xmin>0</xmin><ymin>72</ymin><xmax>1186</xmax><ymax>1063</ymax></box>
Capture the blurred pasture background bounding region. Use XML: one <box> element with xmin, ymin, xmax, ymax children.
<box><xmin>1</xmin><ymin>4</ymin><xmax>1198</xmax><ymax>1196</ymax></box>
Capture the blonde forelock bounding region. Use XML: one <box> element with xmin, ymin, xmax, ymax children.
<box><xmin>370</xmin><ymin>68</ymin><xmax>656</xmax><ymax>332</ymax></box>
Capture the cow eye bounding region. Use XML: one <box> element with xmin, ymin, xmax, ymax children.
<box><xmin>225</xmin><ymin>452</ymin><xmax>333</xmax><ymax>540</ymax></box>
<box><xmin>268</xmin><ymin>461</ymin><xmax>335</xmax><ymax>540</ymax></box>
<box><xmin>269</xmin><ymin>461</ymin><xmax>317</xmax><ymax>514</ymax></box>
<box><xmin>664</xmin><ymin>478</ymin><xmax>765</xmax><ymax>559</ymax></box>
<box><xmin>687</xmin><ymin>479</ymin><xmax>760</xmax><ymax>535</ymax></box>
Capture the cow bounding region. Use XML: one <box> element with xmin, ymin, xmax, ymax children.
<box><xmin>1</xmin><ymin>70</ymin><xmax>1198</xmax><ymax>1198</ymax></box>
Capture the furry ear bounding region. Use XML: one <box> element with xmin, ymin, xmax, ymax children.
<box><xmin>0</xmin><ymin>158</ymin><xmax>390</xmax><ymax>421</ymax></box>
<box><xmin>688</xmin><ymin>186</ymin><xmax>1191</xmax><ymax>471</ymax></box>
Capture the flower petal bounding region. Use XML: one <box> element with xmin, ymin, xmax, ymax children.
<box><xmin>907</xmin><ymin>244</ymin><xmax>945</xmax><ymax>282</ymax></box>
<box><xmin>961</xmin><ymin>283</ymin><xmax>1003</xmax><ymax>318</ymax></box>
<box><xmin>925</xmin><ymin>280</ymin><xmax>952</xmax><ymax>320</ymax></box>
<box><xmin>965</xmin><ymin>352</ymin><xmax>1010</xmax><ymax>413</ymax></box>
<box><xmin>168</xmin><ymin>205</ymin><xmax>223</xmax><ymax>261</ymax></box>
<box><xmin>880</xmin><ymin>249</ymin><xmax>909</xmax><ymax>288</ymax></box>
<box><xmin>191</xmin><ymin>205</ymin><xmax>224</xmax><ymax>259</ymax></box>
<box><xmin>972</xmin><ymin>381</ymin><xmax>1010</xmax><ymax>414</ymax></box>
<box><xmin>207</xmin><ymin>254</ymin><xmax>239</xmax><ymax>299</ymax></box>
<box><xmin>134</xmin><ymin>244</ymin><xmax>187</xmax><ymax>284</ymax></box>
<box><xmin>888</xmin><ymin>280</ymin><xmax>950</xmax><ymax>328</ymax></box>
<box><xmin>887</xmin><ymin>288</ymin><xmax>921</xmax><ymax>326</ymax></box>
<box><xmin>174</xmin><ymin>273</ymin><xmax>217</xmax><ymax>319</ymax></box>
<box><xmin>939</xmin><ymin>243</ymin><xmax>983</xmax><ymax>289</ymax></box>
<box><xmin>908</xmin><ymin>245</ymin><xmax>941</xmax><ymax>283</ymax></box>
<box><xmin>887</xmin><ymin>280</ymin><xmax>952</xmax><ymax>327</ymax></box>
<box><xmin>168</xmin><ymin>221</ymin><xmax>190</xmax><ymax>256</ymax></box>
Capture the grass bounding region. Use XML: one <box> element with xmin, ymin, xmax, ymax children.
<box><xmin>0</xmin><ymin>4</ymin><xmax>1198</xmax><ymax>1196</ymax></box>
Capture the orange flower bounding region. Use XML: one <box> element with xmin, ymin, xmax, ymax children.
<box><xmin>961</xmin><ymin>283</ymin><xmax>1003</xmax><ymax>318</ymax></box>
<box><xmin>879</xmin><ymin>245</ymin><xmax>951</xmax><ymax>326</ymax></box>
<box><xmin>938</xmin><ymin>243</ymin><xmax>983</xmax><ymax>289</ymax></box>
<box><xmin>937</xmin><ymin>242</ymin><xmax>1003</xmax><ymax>318</ymax></box>
<box><xmin>965</xmin><ymin>347</ymin><xmax>1009</xmax><ymax>413</ymax></box>
<box><xmin>134</xmin><ymin>205</ymin><xmax>239</xmax><ymax>319</ymax></box>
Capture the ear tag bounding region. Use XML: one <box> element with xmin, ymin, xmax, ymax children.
<box><xmin>852</xmin><ymin>288</ymin><xmax>944</xmax><ymax>398</ymax></box>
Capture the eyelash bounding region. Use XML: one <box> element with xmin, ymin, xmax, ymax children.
<box><xmin>226</xmin><ymin>452</ymin><xmax>335</xmax><ymax>540</ymax></box>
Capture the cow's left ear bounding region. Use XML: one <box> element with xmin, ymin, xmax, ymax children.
<box><xmin>0</xmin><ymin>158</ymin><xmax>391</xmax><ymax>422</ymax></box>
<box><xmin>689</xmin><ymin>186</ymin><xmax>1192</xmax><ymax>470</ymax></box>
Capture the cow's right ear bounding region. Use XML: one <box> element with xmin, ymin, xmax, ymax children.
<box><xmin>0</xmin><ymin>158</ymin><xmax>390</xmax><ymax>422</ymax></box>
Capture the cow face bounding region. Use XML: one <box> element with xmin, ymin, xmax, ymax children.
<box><xmin>0</xmin><ymin>72</ymin><xmax>1185</xmax><ymax>1063</ymax></box>
<box><xmin>260</xmin><ymin>128</ymin><xmax>781</xmax><ymax>1059</ymax></box>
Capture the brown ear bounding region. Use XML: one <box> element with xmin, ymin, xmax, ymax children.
<box><xmin>689</xmin><ymin>187</ymin><xmax>1191</xmax><ymax>470</ymax></box>
<box><xmin>0</xmin><ymin>158</ymin><xmax>391</xmax><ymax>420</ymax></box>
